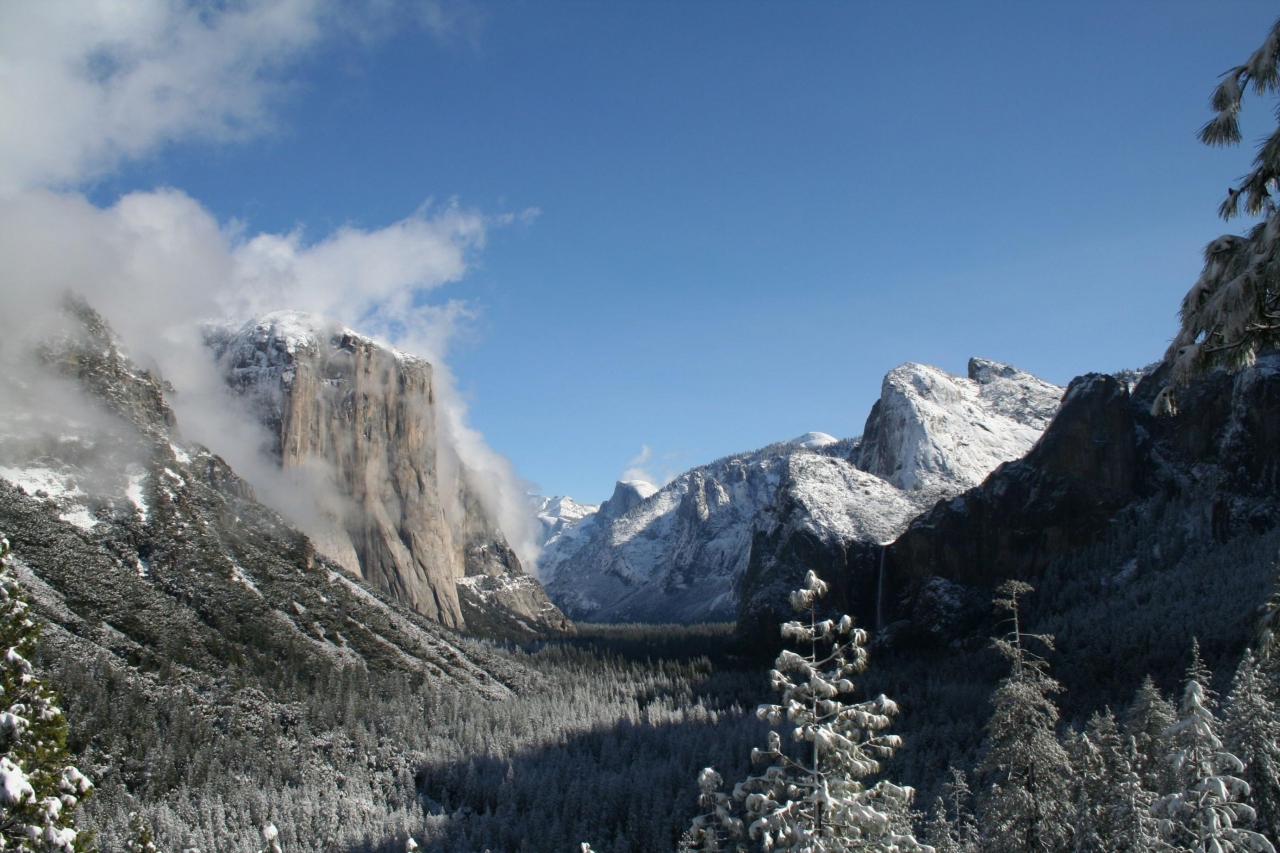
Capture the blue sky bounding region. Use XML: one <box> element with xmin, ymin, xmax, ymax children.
<box><xmin>54</xmin><ymin>1</ymin><xmax>1280</xmax><ymax>502</ymax></box>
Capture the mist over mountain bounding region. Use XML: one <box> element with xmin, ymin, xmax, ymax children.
<box><xmin>204</xmin><ymin>311</ymin><xmax>567</xmax><ymax>639</ymax></box>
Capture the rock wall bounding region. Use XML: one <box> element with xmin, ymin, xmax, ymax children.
<box><xmin>207</xmin><ymin>312</ymin><xmax>567</xmax><ymax>637</ymax></box>
<box><xmin>866</xmin><ymin>356</ymin><xmax>1280</xmax><ymax>646</ymax></box>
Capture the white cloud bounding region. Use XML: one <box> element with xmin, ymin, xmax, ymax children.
<box><xmin>230</xmin><ymin>202</ymin><xmax>487</xmax><ymax>356</ymax></box>
<box><xmin>0</xmin><ymin>0</ymin><xmax>326</xmax><ymax>193</ymax></box>
<box><xmin>622</xmin><ymin>445</ymin><xmax>657</xmax><ymax>486</ymax></box>
<box><xmin>0</xmin><ymin>0</ymin><xmax>476</xmax><ymax>194</ymax></box>
<box><xmin>0</xmin><ymin>0</ymin><xmax>542</xmax><ymax>570</ymax></box>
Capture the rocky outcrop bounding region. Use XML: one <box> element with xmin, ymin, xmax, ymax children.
<box><xmin>871</xmin><ymin>374</ymin><xmax>1143</xmax><ymax>628</ymax></box>
<box><xmin>864</xmin><ymin>356</ymin><xmax>1280</xmax><ymax>646</ymax></box>
<box><xmin>205</xmin><ymin>312</ymin><xmax>567</xmax><ymax>638</ymax></box>
<box><xmin>732</xmin><ymin>359</ymin><xmax>1064</xmax><ymax>644</ymax></box>
<box><xmin>596</xmin><ymin>479</ymin><xmax>658</xmax><ymax>525</ymax></box>
<box><xmin>855</xmin><ymin>358</ymin><xmax>1063</xmax><ymax>494</ymax></box>
<box><xmin>735</xmin><ymin>453</ymin><xmax>925</xmax><ymax>642</ymax></box>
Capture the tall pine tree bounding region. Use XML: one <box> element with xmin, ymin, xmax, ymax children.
<box><xmin>697</xmin><ymin>571</ymin><xmax>929</xmax><ymax>853</ymax></box>
<box><xmin>1068</xmin><ymin>709</ymin><xmax>1161</xmax><ymax>853</ymax></box>
<box><xmin>1151</xmin><ymin>651</ymin><xmax>1273</xmax><ymax>853</ymax></box>
<box><xmin>1125</xmin><ymin>676</ymin><xmax>1180</xmax><ymax>797</ymax></box>
<box><xmin>976</xmin><ymin>581</ymin><xmax>1073</xmax><ymax>853</ymax></box>
<box><xmin>1223</xmin><ymin>651</ymin><xmax>1280</xmax><ymax>844</ymax></box>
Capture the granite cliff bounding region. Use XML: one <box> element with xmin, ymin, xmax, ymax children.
<box><xmin>205</xmin><ymin>312</ymin><xmax>568</xmax><ymax>639</ymax></box>
<box><xmin>854</xmin><ymin>356</ymin><xmax>1280</xmax><ymax>647</ymax></box>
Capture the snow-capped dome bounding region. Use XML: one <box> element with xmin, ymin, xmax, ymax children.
<box><xmin>788</xmin><ymin>432</ymin><xmax>839</xmax><ymax>450</ymax></box>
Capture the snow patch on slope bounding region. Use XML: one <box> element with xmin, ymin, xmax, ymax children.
<box><xmin>0</xmin><ymin>466</ymin><xmax>98</xmax><ymax>531</ymax></box>
<box><xmin>785</xmin><ymin>454</ymin><xmax>920</xmax><ymax>546</ymax></box>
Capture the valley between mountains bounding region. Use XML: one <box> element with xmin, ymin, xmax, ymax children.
<box><xmin>3</xmin><ymin>291</ymin><xmax>1280</xmax><ymax>852</ymax></box>
<box><xmin>10</xmin><ymin>4</ymin><xmax>1280</xmax><ymax>853</ymax></box>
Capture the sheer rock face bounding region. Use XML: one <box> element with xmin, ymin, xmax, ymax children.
<box><xmin>206</xmin><ymin>312</ymin><xmax>567</xmax><ymax>638</ymax></box>
<box><xmin>867</xmin><ymin>356</ymin><xmax>1280</xmax><ymax>647</ymax></box>
<box><xmin>855</xmin><ymin>358</ymin><xmax>1063</xmax><ymax>494</ymax></box>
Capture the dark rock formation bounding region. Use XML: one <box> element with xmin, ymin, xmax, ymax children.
<box><xmin>868</xmin><ymin>356</ymin><xmax>1280</xmax><ymax>646</ymax></box>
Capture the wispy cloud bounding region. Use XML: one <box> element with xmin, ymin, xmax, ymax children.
<box><xmin>0</xmin><ymin>0</ymin><xmax>541</xmax><ymax>567</ymax></box>
<box><xmin>622</xmin><ymin>445</ymin><xmax>656</xmax><ymax>485</ymax></box>
<box><xmin>0</xmin><ymin>0</ymin><xmax>481</xmax><ymax>194</ymax></box>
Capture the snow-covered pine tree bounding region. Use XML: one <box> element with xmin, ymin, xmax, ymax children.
<box><xmin>0</xmin><ymin>537</ymin><xmax>92</xmax><ymax>852</ymax></box>
<box><xmin>124</xmin><ymin>812</ymin><xmax>160</xmax><ymax>853</ymax></box>
<box><xmin>1159</xmin><ymin>15</ymin><xmax>1280</xmax><ymax>394</ymax></box>
<box><xmin>976</xmin><ymin>581</ymin><xmax>1073</xmax><ymax>853</ymax></box>
<box><xmin>1223</xmin><ymin>651</ymin><xmax>1280</xmax><ymax>843</ymax></box>
<box><xmin>1187</xmin><ymin>640</ymin><xmax>1219</xmax><ymax>711</ymax></box>
<box><xmin>922</xmin><ymin>769</ymin><xmax>977</xmax><ymax>853</ymax></box>
<box><xmin>1068</xmin><ymin>709</ymin><xmax>1161</xmax><ymax>853</ymax></box>
<box><xmin>1125</xmin><ymin>676</ymin><xmax>1180</xmax><ymax>796</ymax></box>
<box><xmin>731</xmin><ymin>570</ymin><xmax>929</xmax><ymax>852</ymax></box>
<box><xmin>1151</xmin><ymin>656</ymin><xmax>1274</xmax><ymax>853</ymax></box>
<box><xmin>683</xmin><ymin>767</ymin><xmax>746</xmax><ymax>853</ymax></box>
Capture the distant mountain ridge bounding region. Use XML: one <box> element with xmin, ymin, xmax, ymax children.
<box><xmin>538</xmin><ymin>357</ymin><xmax>1064</xmax><ymax>625</ymax></box>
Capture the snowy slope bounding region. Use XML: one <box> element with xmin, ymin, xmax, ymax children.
<box><xmin>532</xmin><ymin>495</ymin><xmax>600</xmax><ymax>548</ymax></box>
<box><xmin>856</xmin><ymin>357</ymin><xmax>1063</xmax><ymax>494</ymax></box>
<box><xmin>541</xmin><ymin>358</ymin><xmax>1063</xmax><ymax>624</ymax></box>
<box><xmin>541</xmin><ymin>445</ymin><xmax>798</xmax><ymax>622</ymax></box>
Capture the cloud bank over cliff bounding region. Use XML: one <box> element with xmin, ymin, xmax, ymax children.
<box><xmin>0</xmin><ymin>0</ymin><xmax>542</xmax><ymax>567</ymax></box>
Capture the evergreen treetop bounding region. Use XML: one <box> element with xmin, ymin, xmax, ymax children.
<box><xmin>1163</xmin><ymin>15</ymin><xmax>1280</xmax><ymax>391</ymax></box>
<box><xmin>0</xmin><ymin>537</ymin><xmax>91</xmax><ymax>852</ymax></box>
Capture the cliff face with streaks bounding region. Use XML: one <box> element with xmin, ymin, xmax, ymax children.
<box><xmin>206</xmin><ymin>312</ymin><xmax>568</xmax><ymax>638</ymax></box>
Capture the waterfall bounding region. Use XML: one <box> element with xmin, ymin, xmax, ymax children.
<box><xmin>876</xmin><ymin>544</ymin><xmax>886</xmax><ymax>631</ymax></box>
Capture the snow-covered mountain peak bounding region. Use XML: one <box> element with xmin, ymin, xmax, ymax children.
<box><xmin>619</xmin><ymin>479</ymin><xmax>658</xmax><ymax>499</ymax></box>
<box><xmin>597</xmin><ymin>479</ymin><xmax>658</xmax><ymax>524</ymax></box>
<box><xmin>856</xmin><ymin>359</ymin><xmax>1064</xmax><ymax>492</ymax></box>
<box><xmin>205</xmin><ymin>312</ymin><xmax>424</xmax><ymax>377</ymax></box>
<box><xmin>209</xmin><ymin>311</ymin><xmax>335</xmax><ymax>356</ymax></box>
<box><xmin>966</xmin><ymin>357</ymin><xmax>1063</xmax><ymax>430</ymax></box>
<box><xmin>788</xmin><ymin>431</ymin><xmax>839</xmax><ymax>450</ymax></box>
<box><xmin>531</xmin><ymin>494</ymin><xmax>600</xmax><ymax>550</ymax></box>
<box><xmin>537</xmin><ymin>356</ymin><xmax>1062</xmax><ymax>625</ymax></box>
